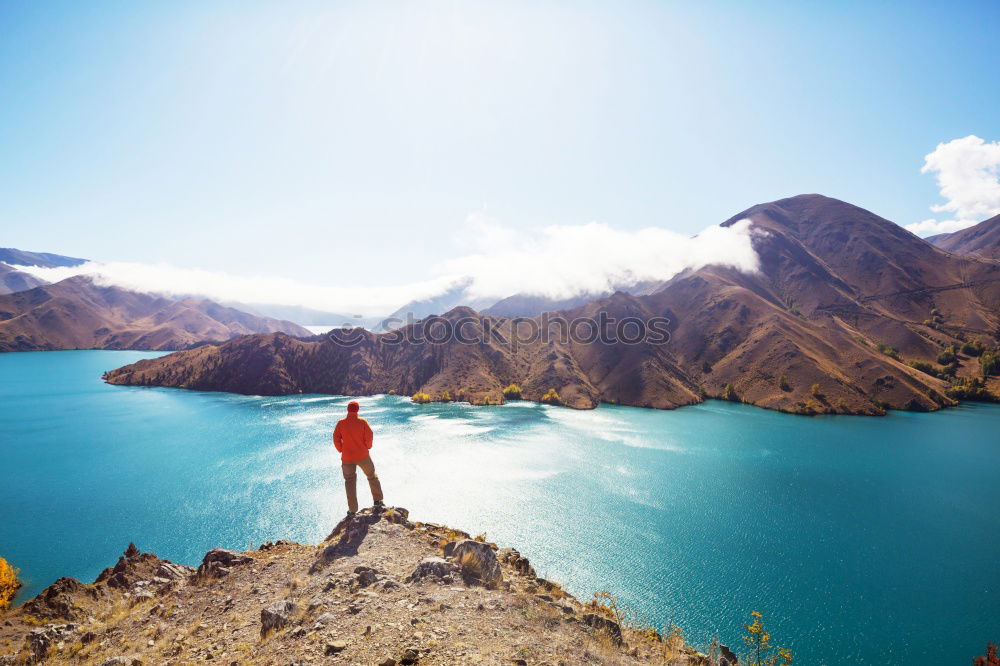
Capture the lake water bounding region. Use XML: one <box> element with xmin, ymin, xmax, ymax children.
<box><xmin>2</xmin><ymin>351</ymin><xmax>998</xmax><ymax>664</ymax></box>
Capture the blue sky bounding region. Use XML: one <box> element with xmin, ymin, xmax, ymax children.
<box><xmin>2</xmin><ymin>0</ymin><xmax>999</xmax><ymax>299</ymax></box>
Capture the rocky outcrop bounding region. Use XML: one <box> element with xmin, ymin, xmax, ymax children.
<box><xmin>195</xmin><ymin>549</ymin><xmax>252</xmax><ymax>578</ymax></box>
<box><xmin>0</xmin><ymin>507</ymin><xmax>718</xmax><ymax>665</ymax></box>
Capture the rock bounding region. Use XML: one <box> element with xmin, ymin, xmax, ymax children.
<box><xmin>498</xmin><ymin>548</ymin><xmax>537</xmax><ymax>578</ymax></box>
<box><xmin>99</xmin><ymin>657</ymin><xmax>142</xmax><ymax>666</ymax></box>
<box><xmin>720</xmin><ymin>643</ymin><xmax>739</xmax><ymax>665</ymax></box>
<box><xmin>313</xmin><ymin>612</ymin><xmax>337</xmax><ymax>627</ymax></box>
<box><xmin>260</xmin><ymin>600</ymin><xmax>298</xmax><ymax>635</ymax></box>
<box><xmin>28</xmin><ymin>624</ymin><xmax>77</xmax><ymax>661</ymax></box>
<box><xmin>582</xmin><ymin>613</ymin><xmax>623</xmax><ymax>644</ymax></box>
<box><xmin>21</xmin><ymin>578</ymin><xmax>85</xmax><ymax>620</ymax></box>
<box><xmin>131</xmin><ymin>590</ymin><xmax>154</xmax><ymax>604</ymax></box>
<box><xmin>325</xmin><ymin>640</ymin><xmax>348</xmax><ymax>655</ymax></box>
<box><xmin>443</xmin><ymin>540</ymin><xmax>503</xmax><ymax>589</ymax></box>
<box><xmin>197</xmin><ymin>549</ymin><xmax>252</xmax><ymax>578</ymax></box>
<box><xmin>399</xmin><ymin>647</ymin><xmax>420</xmax><ymax>664</ymax></box>
<box><xmin>355</xmin><ymin>565</ymin><xmax>378</xmax><ymax>587</ymax></box>
<box><xmin>406</xmin><ymin>557</ymin><xmax>458</xmax><ymax>584</ymax></box>
<box><xmin>155</xmin><ymin>561</ymin><xmax>194</xmax><ymax>581</ymax></box>
<box><xmin>379</xmin><ymin>659</ymin><xmax>397</xmax><ymax>666</ymax></box>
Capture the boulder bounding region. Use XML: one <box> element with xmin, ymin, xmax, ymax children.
<box><xmin>720</xmin><ymin>643</ymin><xmax>739</xmax><ymax>665</ymax></box>
<box><xmin>325</xmin><ymin>640</ymin><xmax>348</xmax><ymax>655</ymax></box>
<box><xmin>582</xmin><ymin>613</ymin><xmax>623</xmax><ymax>644</ymax></box>
<box><xmin>406</xmin><ymin>557</ymin><xmax>457</xmax><ymax>585</ymax></box>
<box><xmin>443</xmin><ymin>540</ymin><xmax>502</xmax><ymax>589</ymax></box>
<box><xmin>498</xmin><ymin>547</ymin><xmax>536</xmax><ymax>577</ymax></box>
<box><xmin>354</xmin><ymin>565</ymin><xmax>378</xmax><ymax>587</ymax></box>
<box><xmin>313</xmin><ymin>612</ymin><xmax>337</xmax><ymax>627</ymax></box>
<box><xmin>260</xmin><ymin>600</ymin><xmax>298</xmax><ymax>635</ymax></box>
<box><xmin>155</xmin><ymin>562</ymin><xmax>194</xmax><ymax>581</ymax></box>
<box><xmin>197</xmin><ymin>549</ymin><xmax>252</xmax><ymax>578</ymax></box>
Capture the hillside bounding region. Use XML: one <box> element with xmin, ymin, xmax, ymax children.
<box><xmin>0</xmin><ymin>263</ymin><xmax>47</xmax><ymax>296</ymax></box>
<box><xmin>0</xmin><ymin>507</ymin><xmax>724</xmax><ymax>665</ymax></box>
<box><xmin>927</xmin><ymin>213</ymin><xmax>1000</xmax><ymax>260</ymax></box>
<box><xmin>0</xmin><ymin>276</ymin><xmax>311</xmax><ymax>352</ymax></box>
<box><xmin>104</xmin><ymin>195</ymin><xmax>1000</xmax><ymax>415</ymax></box>
<box><xmin>0</xmin><ymin>248</ymin><xmax>87</xmax><ymax>269</ymax></box>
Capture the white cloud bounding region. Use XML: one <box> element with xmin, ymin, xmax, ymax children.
<box><xmin>907</xmin><ymin>135</ymin><xmax>1000</xmax><ymax>236</ymax></box>
<box><xmin>14</xmin><ymin>262</ymin><xmax>460</xmax><ymax>318</ymax></box>
<box><xmin>440</xmin><ymin>214</ymin><xmax>760</xmax><ymax>301</ymax></box>
<box><xmin>13</xmin><ymin>215</ymin><xmax>760</xmax><ymax>317</ymax></box>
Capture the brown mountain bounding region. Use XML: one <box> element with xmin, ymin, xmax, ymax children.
<box><xmin>926</xmin><ymin>213</ymin><xmax>1000</xmax><ymax>260</ymax></box>
<box><xmin>0</xmin><ymin>262</ymin><xmax>48</xmax><ymax>295</ymax></box>
<box><xmin>105</xmin><ymin>195</ymin><xmax>1000</xmax><ymax>415</ymax></box>
<box><xmin>0</xmin><ymin>247</ymin><xmax>87</xmax><ymax>268</ymax></box>
<box><xmin>0</xmin><ymin>276</ymin><xmax>311</xmax><ymax>352</ymax></box>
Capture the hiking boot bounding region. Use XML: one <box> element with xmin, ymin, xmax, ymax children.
<box><xmin>373</xmin><ymin>500</ymin><xmax>385</xmax><ymax>510</ymax></box>
<box><xmin>346</xmin><ymin>510</ymin><xmax>357</xmax><ymax>518</ymax></box>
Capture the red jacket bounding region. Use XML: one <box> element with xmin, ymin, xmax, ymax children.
<box><xmin>333</xmin><ymin>414</ymin><xmax>373</xmax><ymax>463</ymax></box>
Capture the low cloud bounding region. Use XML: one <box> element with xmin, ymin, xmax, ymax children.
<box><xmin>907</xmin><ymin>135</ymin><xmax>1000</xmax><ymax>236</ymax></box>
<box><xmin>14</xmin><ymin>216</ymin><xmax>760</xmax><ymax>317</ymax></box>
<box><xmin>442</xmin><ymin>213</ymin><xmax>760</xmax><ymax>301</ymax></box>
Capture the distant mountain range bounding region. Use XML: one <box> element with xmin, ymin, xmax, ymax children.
<box><xmin>927</xmin><ymin>213</ymin><xmax>1000</xmax><ymax>260</ymax></box>
<box><xmin>0</xmin><ymin>247</ymin><xmax>87</xmax><ymax>268</ymax></box>
<box><xmin>0</xmin><ymin>276</ymin><xmax>310</xmax><ymax>352</ymax></box>
<box><xmin>0</xmin><ymin>262</ymin><xmax>48</xmax><ymax>295</ymax></box>
<box><xmin>104</xmin><ymin>194</ymin><xmax>1000</xmax><ymax>415</ymax></box>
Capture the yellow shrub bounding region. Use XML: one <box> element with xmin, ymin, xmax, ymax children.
<box><xmin>540</xmin><ymin>388</ymin><xmax>561</xmax><ymax>405</ymax></box>
<box><xmin>411</xmin><ymin>392</ymin><xmax>433</xmax><ymax>404</ymax></box>
<box><xmin>0</xmin><ymin>557</ymin><xmax>20</xmax><ymax>610</ymax></box>
<box><xmin>502</xmin><ymin>384</ymin><xmax>522</xmax><ymax>399</ymax></box>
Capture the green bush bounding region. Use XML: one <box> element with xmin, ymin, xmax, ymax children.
<box><xmin>981</xmin><ymin>351</ymin><xmax>1000</xmax><ymax>377</ymax></box>
<box><xmin>876</xmin><ymin>343</ymin><xmax>900</xmax><ymax>360</ymax></box>
<box><xmin>908</xmin><ymin>360</ymin><xmax>940</xmax><ymax>378</ymax></box>
<box><xmin>962</xmin><ymin>339</ymin><xmax>985</xmax><ymax>357</ymax></box>
<box><xmin>777</xmin><ymin>374</ymin><xmax>790</xmax><ymax>391</ymax></box>
<box><xmin>936</xmin><ymin>346</ymin><xmax>957</xmax><ymax>365</ymax></box>
<box><xmin>946</xmin><ymin>377</ymin><xmax>999</xmax><ymax>403</ymax></box>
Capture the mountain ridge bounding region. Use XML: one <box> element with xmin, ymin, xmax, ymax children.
<box><xmin>926</xmin><ymin>213</ymin><xmax>1000</xmax><ymax>260</ymax></box>
<box><xmin>0</xmin><ymin>276</ymin><xmax>312</xmax><ymax>352</ymax></box>
<box><xmin>103</xmin><ymin>194</ymin><xmax>1000</xmax><ymax>415</ymax></box>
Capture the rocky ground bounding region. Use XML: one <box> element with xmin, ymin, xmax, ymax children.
<box><xmin>0</xmin><ymin>508</ymin><xmax>733</xmax><ymax>665</ymax></box>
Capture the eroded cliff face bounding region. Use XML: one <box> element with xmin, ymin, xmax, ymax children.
<box><xmin>0</xmin><ymin>508</ymin><xmax>724</xmax><ymax>665</ymax></box>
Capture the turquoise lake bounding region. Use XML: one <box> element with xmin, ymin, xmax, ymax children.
<box><xmin>2</xmin><ymin>350</ymin><xmax>999</xmax><ymax>664</ymax></box>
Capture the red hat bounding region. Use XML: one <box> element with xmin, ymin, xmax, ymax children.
<box><xmin>347</xmin><ymin>401</ymin><xmax>360</xmax><ymax>413</ymax></box>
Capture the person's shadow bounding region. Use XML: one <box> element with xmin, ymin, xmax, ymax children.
<box><xmin>310</xmin><ymin>509</ymin><xmax>382</xmax><ymax>572</ymax></box>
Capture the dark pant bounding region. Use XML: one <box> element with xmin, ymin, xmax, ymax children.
<box><xmin>341</xmin><ymin>456</ymin><xmax>383</xmax><ymax>513</ymax></box>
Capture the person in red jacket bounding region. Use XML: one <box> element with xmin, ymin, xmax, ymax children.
<box><xmin>333</xmin><ymin>400</ymin><xmax>385</xmax><ymax>516</ymax></box>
